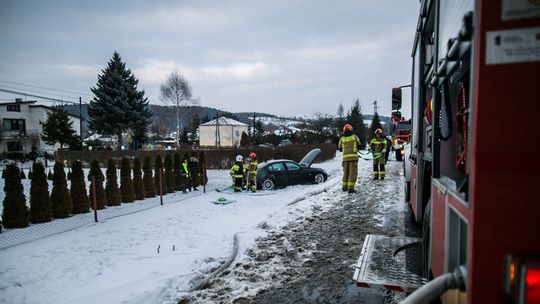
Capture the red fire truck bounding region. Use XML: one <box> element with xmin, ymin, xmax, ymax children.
<box><xmin>353</xmin><ymin>1</ymin><xmax>540</xmax><ymax>303</ymax></box>
<box><xmin>390</xmin><ymin>107</ymin><xmax>411</xmax><ymax>161</ymax></box>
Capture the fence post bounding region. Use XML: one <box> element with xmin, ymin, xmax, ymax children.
<box><xmin>91</xmin><ymin>175</ymin><xmax>98</xmax><ymax>222</ymax></box>
<box><xmin>159</xmin><ymin>168</ymin><xmax>163</xmax><ymax>205</ymax></box>
<box><xmin>203</xmin><ymin>162</ymin><xmax>206</xmax><ymax>193</ymax></box>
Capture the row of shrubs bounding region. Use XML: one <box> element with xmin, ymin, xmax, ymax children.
<box><xmin>1</xmin><ymin>151</ymin><xmax>207</xmax><ymax>229</ymax></box>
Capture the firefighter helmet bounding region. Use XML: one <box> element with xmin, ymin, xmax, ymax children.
<box><xmin>236</xmin><ymin>155</ymin><xmax>243</xmax><ymax>162</ymax></box>
<box><xmin>375</xmin><ymin>128</ymin><xmax>383</xmax><ymax>135</ymax></box>
<box><xmin>343</xmin><ymin>124</ymin><xmax>353</xmax><ymax>132</ymax></box>
<box><xmin>249</xmin><ymin>152</ymin><xmax>256</xmax><ymax>159</ymax></box>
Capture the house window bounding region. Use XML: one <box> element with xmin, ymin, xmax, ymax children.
<box><xmin>2</xmin><ymin>119</ymin><xmax>26</xmax><ymax>133</ymax></box>
<box><xmin>7</xmin><ymin>104</ymin><xmax>21</xmax><ymax>112</ymax></box>
<box><xmin>7</xmin><ymin>141</ymin><xmax>22</xmax><ymax>152</ymax></box>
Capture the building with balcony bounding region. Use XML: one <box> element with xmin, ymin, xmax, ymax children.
<box><xmin>0</xmin><ymin>98</ymin><xmax>81</xmax><ymax>155</ymax></box>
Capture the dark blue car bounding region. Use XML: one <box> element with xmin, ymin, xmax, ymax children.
<box><xmin>256</xmin><ymin>149</ymin><xmax>328</xmax><ymax>190</ymax></box>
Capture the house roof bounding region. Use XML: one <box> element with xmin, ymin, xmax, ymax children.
<box><xmin>29</xmin><ymin>105</ymin><xmax>82</xmax><ymax>119</ymax></box>
<box><xmin>200</xmin><ymin>116</ymin><xmax>248</xmax><ymax>126</ymax></box>
<box><xmin>0</xmin><ymin>100</ymin><xmax>37</xmax><ymax>106</ymax></box>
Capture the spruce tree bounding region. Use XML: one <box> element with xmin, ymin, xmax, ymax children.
<box><xmin>199</xmin><ymin>151</ymin><xmax>208</xmax><ymax>186</ymax></box>
<box><xmin>120</xmin><ymin>157</ymin><xmax>135</xmax><ymax>203</ymax></box>
<box><xmin>164</xmin><ymin>154</ymin><xmax>175</xmax><ymax>193</ymax></box>
<box><xmin>51</xmin><ymin>161</ymin><xmax>73</xmax><ymax>218</ymax></box>
<box><xmin>30</xmin><ymin>161</ymin><xmax>52</xmax><ymax>223</ymax></box>
<box><xmin>105</xmin><ymin>159</ymin><xmax>121</xmax><ymax>206</ymax></box>
<box><xmin>88</xmin><ymin>159</ymin><xmax>107</xmax><ymax>209</ymax></box>
<box><xmin>89</xmin><ymin>51</ymin><xmax>152</xmax><ymax>149</ymax></box>
<box><xmin>2</xmin><ymin>164</ymin><xmax>29</xmax><ymax>228</ymax></box>
<box><xmin>132</xmin><ymin>157</ymin><xmax>145</xmax><ymax>200</ymax></box>
<box><xmin>347</xmin><ymin>99</ymin><xmax>367</xmax><ymax>148</ymax></box>
<box><xmin>41</xmin><ymin>106</ymin><xmax>80</xmax><ymax>149</ymax></box>
<box><xmin>369</xmin><ymin>112</ymin><xmax>384</xmax><ymax>137</ymax></box>
<box><xmin>174</xmin><ymin>152</ymin><xmax>182</xmax><ymax>191</ymax></box>
<box><xmin>70</xmin><ymin>160</ymin><xmax>90</xmax><ymax>214</ymax></box>
<box><xmin>142</xmin><ymin>156</ymin><xmax>155</xmax><ymax>198</ymax></box>
<box><xmin>154</xmin><ymin>155</ymin><xmax>164</xmax><ymax>196</ymax></box>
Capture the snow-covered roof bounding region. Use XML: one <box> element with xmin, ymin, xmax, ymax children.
<box><xmin>200</xmin><ymin>116</ymin><xmax>248</xmax><ymax>126</ymax></box>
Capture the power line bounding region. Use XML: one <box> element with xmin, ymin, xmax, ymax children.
<box><xmin>0</xmin><ymin>79</ymin><xmax>93</xmax><ymax>98</ymax></box>
<box><xmin>0</xmin><ymin>85</ymin><xmax>81</xmax><ymax>101</ymax></box>
<box><xmin>0</xmin><ymin>88</ymin><xmax>82</xmax><ymax>105</ymax></box>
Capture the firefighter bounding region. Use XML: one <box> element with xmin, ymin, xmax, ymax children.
<box><xmin>188</xmin><ymin>153</ymin><xmax>199</xmax><ymax>191</ymax></box>
<box><xmin>370</xmin><ymin>128</ymin><xmax>387</xmax><ymax>180</ymax></box>
<box><xmin>181</xmin><ymin>156</ymin><xmax>190</xmax><ymax>193</ymax></box>
<box><xmin>242</xmin><ymin>157</ymin><xmax>250</xmax><ymax>190</ymax></box>
<box><xmin>337</xmin><ymin>124</ymin><xmax>361</xmax><ymax>193</ymax></box>
<box><xmin>385</xmin><ymin>135</ymin><xmax>392</xmax><ymax>164</ymax></box>
<box><xmin>230</xmin><ymin>155</ymin><xmax>244</xmax><ymax>192</ymax></box>
<box><xmin>247</xmin><ymin>152</ymin><xmax>258</xmax><ymax>192</ymax></box>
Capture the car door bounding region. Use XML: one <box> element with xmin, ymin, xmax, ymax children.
<box><xmin>267</xmin><ymin>162</ymin><xmax>289</xmax><ymax>187</ymax></box>
<box><xmin>284</xmin><ymin>161</ymin><xmax>304</xmax><ymax>185</ymax></box>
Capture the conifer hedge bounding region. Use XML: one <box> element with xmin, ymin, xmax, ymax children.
<box><xmin>105</xmin><ymin>159</ymin><xmax>121</xmax><ymax>206</ymax></box>
<box><xmin>88</xmin><ymin>159</ymin><xmax>107</xmax><ymax>209</ymax></box>
<box><xmin>30</xmin><ymin>161</ymin><xmax>52</xmax><ymax>223</ymax></box>
<box><xmin>51</xmin><ymin>161</ymin><xmax>73</xmax><ymax>218</ymax></box>
<box><xmin>71</xmin><ymin>160</ymin><xmax>90</xmax><ymax>214</ymax></box>
<box><xmin>2</xmin><ymin>164</ymin><xmax>29</xmax><ymax>228</ymax></box>
<box><xmin>120</xmin><ymin>157</ymin><xmax>135</xmax><ymax>203</ymax></box>
<box><xmin>154</xmin><ymin>155</ymin><xmax>164</xmax><ymax>195</ymax></box>
<box><xmin>142</xmin><ymin>156</ymin><xmax>155</xmax><ymax>198</ymax></box>
<box><xmin>132</xmin><ymin>157</ymin><xmax>145</xmax><ymax>200</ymax></box>
<box><xmin>174</xmin><ymin>152</ymin><xmax>183</xmax><ymax>191</ymax></box>
<box><xmin>164</xmin><ymin>154</ymin><xmax>175</xmax><ymax>193</ymax></box>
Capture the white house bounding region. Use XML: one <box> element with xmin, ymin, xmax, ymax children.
<box><xmin>0</xmin><ymin>98</ymin><xmax>81</xmax><ymax>154</ymax></box>
<box><xmin>199</xmin><ymin>116</ymin><xmax>249</xmax><ymax>148</ymax></box>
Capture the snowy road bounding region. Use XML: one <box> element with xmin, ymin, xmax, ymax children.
<box><xmin>182</xmin><ymin>158</ymin><xmax>410</xmax><ymax>303</ymax></box>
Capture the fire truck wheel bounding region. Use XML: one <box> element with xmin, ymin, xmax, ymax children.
<box><xmin>422</xmin><ymin>198</ymin><xmax>432</xmax><ymax>279</ymax></box>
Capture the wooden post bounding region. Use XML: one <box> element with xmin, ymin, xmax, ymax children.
<box><xmin>91</xmin><ymin>175</ymin><xmax>98</xmax><ymax>222</ymax></box>
<box><xmin>203</xmin><ymin>162</ymin><xmax>206</xmax><ymax>193</ymax></box>
<box><xmin>159</xmin><ymin>168</ymin><xmax>163</xmax><ymax>205</ymax></box>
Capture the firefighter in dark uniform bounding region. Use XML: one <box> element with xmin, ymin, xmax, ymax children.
<box><xmin>247</xmin><ymin>152</ymin><xmax>258</xmax><ymax>192</ymax></box>
<box><xmin>338</xmin><ymin>124</ymin><xmax>361</xmax><ymax>193</ymax></box>
<box><xmin>230</xmin><ymin>155</ymin><xmax>244</xmax><ymax>192</ymax></box>
<box><xmin>370</xmin><ymin>128</ymin><xmax>387</xmax><ymax>180</ymax></box>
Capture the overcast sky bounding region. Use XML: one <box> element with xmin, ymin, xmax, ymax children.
<box><xmin>0</xmin><ymin>1</ymin><xmax>418</xmax><ymax>118</ymax></box>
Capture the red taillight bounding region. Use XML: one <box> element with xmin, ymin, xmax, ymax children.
<box><xmin>526</xmin><ymin>267</ymin><xmax>540</xmax><ymax>304</ymax></box>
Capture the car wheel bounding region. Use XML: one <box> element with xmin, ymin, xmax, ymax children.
<box><xmin>262</xmin><ymin>178</ymin><xmax>275</xmax><ymax>190</ymax></box>
<box><xmin>314</xmin><ymin>173</ymin><xmax>325</xmax><ymax>184</ymax></box>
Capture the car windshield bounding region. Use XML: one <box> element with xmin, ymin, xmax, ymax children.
<box><xmin>284</xmin><ymin>162</ymin><xmax>300</xmax><ymax>171</ymax></box>
<box><xmin>267</xmin><ymin>162</ymin><xmax>286</xmax><ymax>172</ymax></box>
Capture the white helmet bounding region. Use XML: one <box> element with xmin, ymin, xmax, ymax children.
<box><xmin>236</xmin><ymin>155</ymin><xmax>243</xmax><ymax>162</ymax></box>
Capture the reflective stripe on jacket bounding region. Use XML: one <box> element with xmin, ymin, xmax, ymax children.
<box><xmin>248</xmin><ymin>160</ymin><xmax>258</xmax><ymax>174</ymax></box>
<box><xmin>230</xmin><ymin>164</ymin><xmax>244</xmax><ymax>178</ymax></box>
<box><xmin>370</xmin><ymin>138</ymin><xmax>387</xmax><ymax>154</ymax></box>
<box><xmin>338</xmin><ymin>135</ymin><xmax>360</xmax><ymax>161</ymax></box>
<box><xmin>182</xmin><ymin>162</ymin><xmax>189</xmax><ymax>175</ymax></box>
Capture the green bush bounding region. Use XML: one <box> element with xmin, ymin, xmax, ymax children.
<box><xmin>30</xmin><ymin>161</ymin><xmax>52</xmax><ymax>223</ymax></box>
<box><xmin>164</xmin><ymin>154</ymin><xmax>175</xmax><ymax>193</ymax></box>
<box><xmin>132</xmin><ymin>157</ymin><xmax>145</xmax><ymax>200</ymax></box>
<box><xmin>88</xmin><ymin>159</ymin><xmax>107</xmax><ymax>209</ymax></box>
<box><xmin>154</xmin><ymin>155</ymin><xmax>164</xmax><ymax>196</ymax></box>
<box><xmin>51</xmin><ymin>161</ymin><xmax>73</xmax><ymax>219</ymax></box>
<box><xmin>71</xmin><ymin>160</ymin><xmax>90</xmax><ymax>214</ymax></box>
<box><xmin>142</xmin><ymin>156</ymin><xmax>155</xmax><ymax>198</ymax></box>
<box><xmin>105</xmin><ymin>159</ymin><xmax>121</xmax><ymax>206</ymax></box>
<box><xmin>120</xmin><ymin>157</ymin><xmax>135</xmax><ymax>203</ymax></box>
<box><xmin>2</xmin><ymin>164</ymin><xmax>29</xmax><ymax>228</ymax></box>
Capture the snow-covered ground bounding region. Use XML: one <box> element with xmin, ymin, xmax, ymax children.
<box><xmin>0</xmin><ymin>155</ymin><xmax>353</xmax><ymax>304</ymax></box>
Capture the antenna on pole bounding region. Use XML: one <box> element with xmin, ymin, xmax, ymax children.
<box><xmin>373</xmin><ymin>100</ymin><xmax>378</xmax><ymax>114</ymax></box>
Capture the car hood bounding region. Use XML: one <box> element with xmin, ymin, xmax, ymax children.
<box><xmin>299</xmin><ymin>148</ymin><xmax>321</xmax><ymax>167</ymax></box>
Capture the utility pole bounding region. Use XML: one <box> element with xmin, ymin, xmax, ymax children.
<box><xmin>79</xmin><ymin>97</ymin><xmax>84</xmax><ymax>155</ymax></box>
<box><xmin>373</xmin><ymin>100</ymin><xmax>378</xmax><ymax>115</ymax></box>
<box><xmin>215</xmin><ymin>112</ymin><xmax>221</xmax><ymax>148</ymax></box>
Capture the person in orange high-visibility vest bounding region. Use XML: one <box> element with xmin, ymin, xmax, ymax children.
<box><xmin>338</xmin><ymin>124</ymin><xmax>361</xmax><ymax>193</ymax></box>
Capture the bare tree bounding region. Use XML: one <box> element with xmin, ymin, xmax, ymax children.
<box><xmin>160</xmin><ymin>71</ymin><xmax>192</xmax><ymax>145</ymax></box>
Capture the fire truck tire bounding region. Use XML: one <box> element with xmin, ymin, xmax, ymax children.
<box><xmin>396</xmin><ymin>149</ymin><xmax>403</xmax><ymax>161</ymax></box>
<box><xmin>422</xmin><ymin>199</ymin><xmax>432</xmax><ymax>279</ymax></box>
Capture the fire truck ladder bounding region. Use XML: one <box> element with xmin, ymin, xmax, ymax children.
<box><xmin>353</xmin><ymin>234</ymin><xmax>428</xmax><ymax>292</ymax></box>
